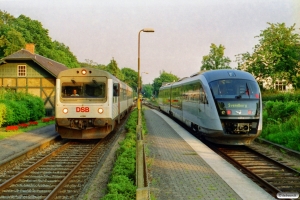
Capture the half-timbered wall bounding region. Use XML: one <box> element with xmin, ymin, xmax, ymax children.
<box><xmin>0</xmin><ymin>60</ymin><xmax>56</xmax><ymax>116</ymax></box>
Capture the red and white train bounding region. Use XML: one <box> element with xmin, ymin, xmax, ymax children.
<box><xmin>55</xmin><ymin>68</ymin><xmax>133</xmax><ymax>139</ymax></box>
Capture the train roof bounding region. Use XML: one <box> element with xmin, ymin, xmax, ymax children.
<box><xmin>57</xmin><ymin>67</ymin><xmax>117</xmax><ymax>79</ymax></box>
<box><xmin>159</xmin><ymin>69</ymin><xmax>256</xmax><ymax>90</ymax></box>
<box><xmin>57</xmin><ymin>67</ymin><xmax>132</xmax><ymax>90</ymax></box>
<box><xmin>201</xmin><ymin>69</ymin><xmax>256</xmax><ymax>83</ymax></box>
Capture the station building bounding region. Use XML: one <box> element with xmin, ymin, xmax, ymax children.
<box><xmin>0</xmin><ymin>44</ymin><xmax>68</xmax><ymax>116</ymax></box>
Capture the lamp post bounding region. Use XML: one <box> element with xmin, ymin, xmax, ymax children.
<box><xmin>136</xmin><ymin>29</ymin><xmax>154</xmax><ymax>193</ymax></box>
<box><xmin>137</xmin><ymin>28</ymin><xmax>154</xmax><ymax>126</ymax></box>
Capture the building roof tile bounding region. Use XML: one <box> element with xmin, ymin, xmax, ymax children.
<box><xmin>3</xmin><ymin>49</ymin><xmax>68</xmax><ymax>77</ymax></box>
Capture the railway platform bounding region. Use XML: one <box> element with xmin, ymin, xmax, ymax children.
<box><xmin>0</xmin><ymin>124</ymin><xmax>57</xmax><ymax>166</ymax></box>
<box><xmin>144</xmin><ymin>109</ymin><xmax>275</xmax><ymax>200</ymax></box>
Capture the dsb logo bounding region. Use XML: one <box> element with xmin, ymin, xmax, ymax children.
<box><xmin>76</xmin><ymin>107</ymin><xmax>89</xmax><ymax>112</ymax></box>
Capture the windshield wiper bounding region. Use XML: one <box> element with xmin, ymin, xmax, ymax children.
<box><xmin>236</xmin><ymin>83</ymin><xmax>250</xmax><ymax>99</ymax></box>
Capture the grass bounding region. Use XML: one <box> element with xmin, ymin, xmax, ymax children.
<box><xmin>0</xmin><ymin>120</ymin><xmax>55</xmax><ymax>140</ymax></box>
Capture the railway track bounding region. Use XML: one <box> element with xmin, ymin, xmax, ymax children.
<box><xmin>210</xmin><ymin>144</ymin><xmax>300</xmax><ymax>198</ymax></box>
<box><xmin>0</xmin><ymin>126</ymin><xmax>122</xmax><ymax>199</ymax></box>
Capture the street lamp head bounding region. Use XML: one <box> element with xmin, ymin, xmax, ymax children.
<box><xmin>142</xmin><ymin>28</ymin><xmax>155</xmax><ymax>32</ymax></box>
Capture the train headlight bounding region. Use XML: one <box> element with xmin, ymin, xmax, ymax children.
<box><xmin>81</xmin><ymin>69</ymin><xmax>87</xmax><ymax>75</ymax></box>
<box><xmin>62</xmin><ymin>108</ymin><xmax>68</xmax><ymax>114</ymax></box>
<box><xmin>98</xmin><ymin>108</ymin><xmax>104</xmax><ymax>114</ymax></box>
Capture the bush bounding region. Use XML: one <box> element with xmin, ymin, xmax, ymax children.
<box><xmin>0</xmin><ymin>103</ymin><xmax>6</xmax><ymax>127</ymax></box>
<box><xmin>0</xmin><ymin>100</ymin><xmax>30</xmax><ymax>125</ymax></box>
<box><xmin>262</xmin><ymin>90</ymin><xmax>300</xmax><ymax>102</ymax></box>
<box><xmin>261</xmin><ymin>100</ymin><xmax>300</xmax><ymax>151</ymax></box>
<box><xmin>102</xmin><ymin>110</ymin><xmax>138</xmax><ymax>199</ymax></box>
<box><xmin>263</xmin><ymin>101</ymin><xmax>300</xmax><ymax>123</ymax></box>
<box><xmin>0</xmin><ymin>89</ymin><xmax>45</xmax><ymax>125</ymax></box>
<box><xmin>22</xmin><ymin>95</ymin><xmax>45</xmax><ymax>121</ymax></box>
<box><xmin>103</xmin><ymin>175</ymin><xmax>136</xmax><ymax>200</ymax></box>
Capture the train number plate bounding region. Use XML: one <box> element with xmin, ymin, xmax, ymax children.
<box><xmin>76</xmin><ymin>107</ymin><xmax>90</xmax><ymax>112</ymax></box>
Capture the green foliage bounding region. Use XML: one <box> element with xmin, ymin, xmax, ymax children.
<box><xmin>0</xmin><ymin>100</ymin><xmax>30</xmax><ymax>125</ymax></box>
<box><xmin>103</xmin><ymin>175</ymin><xmax>136</xmax><ymax>200</ymax></box>
<box><xmin>152</xmin><ymin>70</ymin><xmax>179</xmax><ymax>98</ymax></box>
<box><xmin>79</xmin><ymin>59</ymin><xmax>106</xmax><ymax>69</ymax></box>
<box><xmin>112</xmin><ymin>150</ymin><xmax>136</xmax><ymax>180</ymax></box>
<box><xmin>236</xmin><ymin>23</ymin><xmax>300</xmax><ymax>88</ymax></box>
<box><xmin>4</xmin><ymin>29</ymin><xmax>26</xmax><ymax>56</ymax></box>
<box><xmin>106</xmin><ymin>59</ymin><xmax>124</xmax><ymax>80</ymax></box>
<box><xmin>21</xmin><ymin>95</ymin><xmax>45</xmax><ymax>121</ymax></box>
<box><xmin>263</xmin><ymin>101</ymin><xmax>300</xmax><ymax>123</ymax></box>
<box><xmin>262</xmin><ymin>90</ymin><xmax>300</xmax><ymax>102</ymax></box>
<box><xmin>0</xmin><ymin>89</ymin><xmax>45</xmax><ymax>126</ymax></box>
<box><xmin>0</xmin><ymin>10</ymin><xmax>80</xmax><ymax>67</ymax></box>
<box><xmin>200</xmin><ymin>43</ymin><xmax>231</xmax><ymax>70</ymax></box>
<box><xmin>261</xmin><ymin>100</ymin><xmax>300</xmax><ymax>151</ymax></box>
<box><xmin>102</xmin><ymin>110</ymin><xmax>138</xmax><ymax>199</ymax></box>
<box><xmin>121</xmin><ymin>68</ymin><xmax>138</xmax><ymax>91</ymax></box>
<box><xmin>125</xmin><ymin>110</ymin><xmax>138</xmax><ymax>132</ymax></box>
<box><xmin>142</xmin><ymin>84</ymin><xmax>153</xmax><ymax>98</ymax></box>
<box><xmin>0</xmin><ymin>103</ymin><xmax>6</xmax><ymax>127</ymax></box>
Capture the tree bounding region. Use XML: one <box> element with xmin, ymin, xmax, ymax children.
<box><xmin>121</xmin><ymin>68</ymin><xmax>138</xmax><ymax>92</ymax></box>
<box><xmin>236</xmin><ymin>23</ymin><xmax>300</xmax><ymax>88</ymax></box>
<box><xmin>0</xmin><ymin>10</ymin><xmax>14</xmax><ymax>25</ymax></box>
<box><xmin>3</xmin><ymin>30</ymin><xmax>25</xmax><ymax>56</ymax></box>
<box><xmin>106</xmin><ymin>58</ymin><xmax>124</xmax><ymax>80</ymax></box>
<box><xmin>0</xmin><ymin>10</ymin><xmax>80</xmax><ymax>68</ymax></box>
<box><xmin>141</xmin><ymin>84</ymin><xmax>153</xmax><ymax>98</ymax></box>
<box><xmin>152</xmin><ymin>71</ymin><xmax>179</xmax><ymax>97</ymax></box>
<box><xmin>200</xmin><ymin>43</ymin><xmax>231</xmax><ymax>70</ymax></box>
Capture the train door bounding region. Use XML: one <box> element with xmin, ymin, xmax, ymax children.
<box><xmin>113</xmin><ymin>83</ymin><xmax>120</xmax><ymax>123</ymax></box>
<box><xmin>198</xmin><ymin>82</ymin><xmax>208</xmax><ymax>121</ymax></box>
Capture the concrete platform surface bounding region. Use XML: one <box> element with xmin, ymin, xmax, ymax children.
<box><xmin>0</xmin><ymin>124</ymin><xmax>57</xmax><ymax>165</ymax></box>
<box><xmin>145</xmin><ymin>109</ymin><xmax>275</xmax><ymax>200</ymax></box>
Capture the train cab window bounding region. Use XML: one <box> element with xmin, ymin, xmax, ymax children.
<box><xmin>209</xmin><ymin>79</ymin><xmax>260</xmax><ymax>99</ymax></box>
<box><xmin>113</xmin><ymin>83</ymin><xmax>119</xmax><ymax>96</ymax></box>
<box><xmin>61</xmin><ymin>86</ymin><xmax>82</xmax><ymax>97</ymax></box>
<box><xmin>61</xmin><ymin>82</ymin><xmax>106</xmax><ymax>98</ymax></box>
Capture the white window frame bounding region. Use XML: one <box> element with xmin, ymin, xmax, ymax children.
<box><xmin>275</xmin><ymin>80</ymin><xmax>286</xmax><ymax>91</ymax></box>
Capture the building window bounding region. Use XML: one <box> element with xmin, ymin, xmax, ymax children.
<box><xmin>18</xmin><ymin>65</ymin><xmax>26</xmax><ymax>77</ymax></box>
<box><xmin>275</xmin><ymin>81</ymin><xmax>286</xmax><ymax>91</ymax></box>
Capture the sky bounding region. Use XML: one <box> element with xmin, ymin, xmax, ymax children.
<box><xmin>1</xmin><ymin>0</ymin><xmax>299</xmax><ymax>84</ymax></box>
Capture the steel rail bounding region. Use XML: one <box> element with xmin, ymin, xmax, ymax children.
<box><xmin>214</xmin><ymin>145</ymin><xmax>300</xmax><ymax>198</ymax></box>
<box><xmin>215</xmin><ymin>146</ymin><xmax>282</xmax><ymax>197</ymax></box>
<box><xmin>255</xmin><ymin>137</ymin><xmax>300</xmax><ymax>158</ymax></box>
<box><xmin>45</xmin><ymin>140</ymin><xmax>103</xmax><ymax>200</ymax></box>
<box><xmin>0</xmin><ymin>142</ymin><xmax>71</xmax><ymax>192</ymax></box>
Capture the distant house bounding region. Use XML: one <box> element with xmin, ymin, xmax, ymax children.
<box><xmin>0</xmin><ymin>44</ymin><xmax>68</xmax><ymax>116</ymax></box>
<box><xmin>256</xmin><ymin>77</ymin><xmax>293</xmax><ymax>92</ymax></box>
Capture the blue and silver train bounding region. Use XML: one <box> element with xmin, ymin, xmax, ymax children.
<box><xmin>158</xmin><ymin>69</ymin><xmax>262</xmax><ymax>145</ymax></box>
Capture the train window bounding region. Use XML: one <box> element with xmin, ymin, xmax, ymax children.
<box><xmin>61</xmin><ymin>82</ymin><xmax>106</xmax><ymax>98</ymax></box>
<box><xmin>113</xmin><ymin>83</ymin><xmax>119</xmax><ymax>96</ymax></box>
<box><xmin>209</xmin><ymin>79</ymin><xmax>260</xmax><ymax>99</ymax></box>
